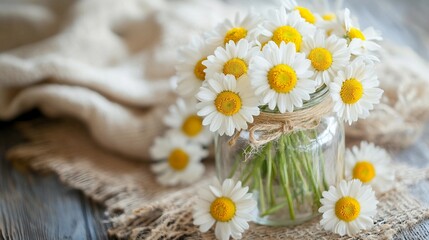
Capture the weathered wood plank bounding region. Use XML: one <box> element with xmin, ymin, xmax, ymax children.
<box><xmin>394</xmin><ymin>126</ymin><xmax>429</xmax><ymax>239</ymax></box>
<box><xmin>0</xmin><ymin>112</ymin><xmax>111</xmax><ymax>240</ymax></box>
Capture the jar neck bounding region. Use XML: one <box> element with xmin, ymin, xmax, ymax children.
<box><xmin>261</xmin><ymin>84</ymin><xmax>329</xmax><ymax>113</ymax></box>
<box><xmin>299</xmin><ymin>84</ymin><xmax>329</xmax><ymax>109</ymax></box>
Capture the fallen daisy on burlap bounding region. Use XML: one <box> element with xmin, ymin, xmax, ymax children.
<box><xmin>319</xmin><ymin>179</ymin><xmax>378</xmax><ymax>237</ymax></box>
<box><xmin>345</xmin><ymin>141</ymin><xmax>395</xmax><ymax>194</ymax></box>
<box><xmin>193</xmin><ymin>178</ymin><xmax>257</xmax><ymax>240</ymax></box>
<box><xmin>149</xmin><ymin>132</ymin><xmax>208</xmax><ymax>186</ymax></box>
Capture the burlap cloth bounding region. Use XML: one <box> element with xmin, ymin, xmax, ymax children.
<box><xmin>7</xmin><ymin>118</ymin><xmax>429</xmax><ymax>240</ymax></box>
<box><xmin>3</xmin><ymin>0</ymin><xmax>429</xmax><ymax>239</ymax></box>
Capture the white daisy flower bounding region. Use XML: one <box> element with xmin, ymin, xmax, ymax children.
<box><xmin>176</xmin><ymin>36</ymin><xmax>218</xmax><ymax>97</ymax></box>
<box><xmin>249</xmin><ymin>41</ymin><xmax>316</xmax><ymax>113</ymax></box>
<box><xmin>313</xmin><ymin>0</ymin><xmax>344</xmax><ymax>35</ymax></box>
<box><xmin>302</xmin><ymin>31</ymin><xmax>350</xmax><ymax>86</ymax></box>
<box><xmin>193</xmin><ymin>179</ymin><xmax>257</xmax><ymax>240</ymax></box>
<box><xmin>206</xmin><ymin>12</ymin><xmax>262</xmax><ymax>47</ymax></box>
<box><xmin>164</xmin><ymin>98</ymin><xmax>213</xmax><ymax>145</ymax></box>
<box><xmin>317</xmin><ymin>13</ymin><xmax>342</xmax><ymax>37</ymax></box>
<box><xmin>203</xmin><ymin>39</ymin><xmax>259</xmax><ymax>81</ymax></box>
<box><xmin>345</xmin><ymin>141</ymin><xmax>395</xmax><ymax>194</ymax></box>
<box><xmin>282</xmin><ymin>0</ymin><xmax>318</xmax><ymax>25</ymax></box>
<box><xmin>196</xmin><ymin>73</ymin><xmax>260</xmax><ymax>136</ymax></box>
<box><xmin>329</xmin><ymin>59</ymin><xmax>383</xmax><ymax>124</ymax></box>
<box><xmin>150</xmin><ymin>132</ymin><xmax>208</xmax><ymax>186</ymax></box>
<box><xmin>342</xmin><ymin>8</ymin><xmax>382</xmax><ymax>62</ymax></box>
<box><xmin>259</xmin><ymin>9</ymin><xmax>316</xmax><ymax>51</ymax></box>
<box><xmin>319</xmin><ymin>179</ymin><xmax>378</xmax><ymax>236</ymax></box>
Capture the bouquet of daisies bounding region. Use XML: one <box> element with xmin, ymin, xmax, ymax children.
<box><xmin>177</xmin><ymin>2</ymin><xmax>383</xmax><ymax>133</ymax></box>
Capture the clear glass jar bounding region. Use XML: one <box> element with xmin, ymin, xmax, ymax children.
<box><xmin>215</xmin><ymin>86</ymin><xmax>345</xmax><ymax>226</ymax></box>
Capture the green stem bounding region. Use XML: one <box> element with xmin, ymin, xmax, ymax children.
<box><xmin>285</xmin><ymin>136</ymin><xmax>308</xmax><ymax>192</ymax></box>
<box><xmin>310</xmin><ymin>129</ymin><xmax>329</xmax><ymax>191</ymax></box>
<box><xmin>230</xmin><ymin>128</ymin><xmax>328</xmax><ymax>220</ymax></box>
<box><xmin>257</xmin><ymin>167</ymin><xmax>266</xmax><ymax>213</ymax></box>
<box><xmin>265</xmin><ymin>142</ymin><xmax>276</xmax><ymax>206</ymax></box>
<box><xmin>241</xmin><ymin>150</ymin><xmax>265</xmax><ymax>186</ymax></box>
<box><xmin>261</xmin><ymin>201</ymin><xmax>289</xmax><ymax>217</ymax></box>
<box><xmin>278</xmin><ymin>135</ymin><xmax>296</xmax><ymax>220</ymax></box>
<box><xmin>296</xmin><ymin>132</ymin><xmax>322</xmax><ymax>202</ymax></box>
<box><xmin>284</xmin><ymin>135</ymin><xmax>307</xmax><ymax>205</ymax></box>
<box><xmin>228</xmin><ymin>155</ymin><xmax>241</xmax><ymax>179</ymax></box>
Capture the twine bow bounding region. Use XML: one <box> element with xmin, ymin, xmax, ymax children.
<box><xmin>229</xmin><ymin>98</ymin><xmax>334</xmax><ymax>147</ymax></box>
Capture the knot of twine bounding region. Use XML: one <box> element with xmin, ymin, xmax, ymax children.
<box><xmin>229</xmin><ymin>97</ymin><xmax>334</xmax><ymax>147</ymax></box>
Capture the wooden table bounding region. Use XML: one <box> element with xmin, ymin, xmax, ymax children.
<box><xmin>1</xmin><ymin>0</ymin><xmax>429</xmax><ymax>239</ymax></box>
<box><xmin>0</xmin><ymin>111</ymin><xmax>111</xmax><ymax>240</ymax></box>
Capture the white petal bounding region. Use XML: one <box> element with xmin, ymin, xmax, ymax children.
<box><xmin>199</xmin><ymin>218</ymin><xmax>216</xmax><ymax>232</ymax></box>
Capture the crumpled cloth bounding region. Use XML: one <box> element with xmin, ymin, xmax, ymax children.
<box><xmin>0</xmin><ymin>0</ymin><xmax>235</xmax><ymax>160</ymax></box>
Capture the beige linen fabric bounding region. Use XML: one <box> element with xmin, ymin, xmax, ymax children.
<box><xmin>0</xmin><ymin>0</ymin><xmax>234</xmax><ymax>160</ymax></box>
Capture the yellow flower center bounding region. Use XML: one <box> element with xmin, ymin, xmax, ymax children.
<box><xmin>308</xmin><ymin>47</ymin><xmax>333</xmax><ymax>71</ymax></box>
<box><xmin>223</xmin><ymin>58</ymin><xmax>248</xmax><ymax>79</ymax></box>
<box><xmin>168</xmin><ymin>148</ymin><xmax>189</xmax><ymax>171</ymax></box>
<box><xmin>335</xmin><ymin>197</ymin><xmax>361</xmax><ymax>222</ymax></box>
<box><xmin>181</xmin><ymin>115</ymin><xmax>203</xmax><ymax>137</ymax></box>
<box><xmin>340</xmin><ymin>78</ymin><xmax>364</xmax><ymax>104</ymax></box>
<box><xmin>194</xmin><ymin>58</ymin><xmax>207</xmax><ymax>81</ymax></box>
<box><xmin>295</xmin><ymin>6</ymin><xmax>316</xmax><ymax>24</ymax></box>
<box><xmin>272</xmin><ymin>26</ymin><xmax>303</xmax><ymax>51</ymax></box>
<box><xmin>268</xmin><ymin>64</ymin><xmax>297</xmax><ymax>93</ymax></box>
<box><xmin>353</xmin><ymin>161</ymin><xmax>376</xmax><ymax>183</ymax></box>
<box><xmin>214</xmin><ymin>91</ymin><xmax>242</xmax><ymax>116</ymax></box>
<box><xmin>210</xmin><ymin>197</ymin><xmax>236</xmax><ymax>222</ymax></box>
<box><xmin>224</xmin><ymin>27</ymin><xmax>248</xmax><ymax>45</ymax></box>
<box><xmin>322</xmin><ymin>13</ymin><xmax>336</xmax><ymax>21</ymax></box>
<box><xmin>348</xmin><ymin>27</ymin><xmax>366</xmax><ymax>40</ymax></box>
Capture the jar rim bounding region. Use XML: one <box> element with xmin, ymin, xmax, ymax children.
<box><xmin>260</xmin><ymin>84</ymin><xmax>329</xmax><ymax>113</ymax></box>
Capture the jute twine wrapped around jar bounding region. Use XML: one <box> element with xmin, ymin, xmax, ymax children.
<box><xmin>229</xmin><ymin>97</ymin><xmax>334</xmax><ymax>147</ymax></box>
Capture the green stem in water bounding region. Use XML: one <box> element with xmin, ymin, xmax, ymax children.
<box><xmin>284</xmin><ymin>135</ymin><xmax>307</xmax><ymax>205</ymax></box>
<box><xmin>228</xmin><ymin>155</ymin><xmax>241</xmax><ymax>179</ymax></box>
<box><xmin>310</xmin><ymin>129</ymin><xmax>329</xmax><ymax>191</ymax></box>
<box><xmin>295</xmin><ymin>132</ymin><xmax>322</xmax><ymax>203</ymax></box>
<box><xmin>257</xmin><ymin>166</ymin><xmax>267</xmax><ymax>213</ymax></box>
<box><xmin>284</xmin><ymin>135</ymin><xmax>308</xmax><ymax>192</ymax></box>
<box><xmin>241</xmin><ymin>149</ymin><xmax>265</xmax><ymax>186</ymax></box>
<box><xmin>265</xmin><ymin>142</ymin><xmax>276</xmax><ymax>206</ymax></box>
<box><xmin>261</xmin><ymin>201</ymin><xmax>289</xmax><ymax>217</ymax></box>
<box><xmin>278</xmin><ymin>135</ymin><xmax>296</xmax><ymax>220</ymax></box>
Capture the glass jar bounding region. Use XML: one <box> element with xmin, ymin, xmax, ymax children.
<box><xmin>215</xmin><ymin>86</ymin><xmax>345</xmax><ymax>226</ymax></box>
